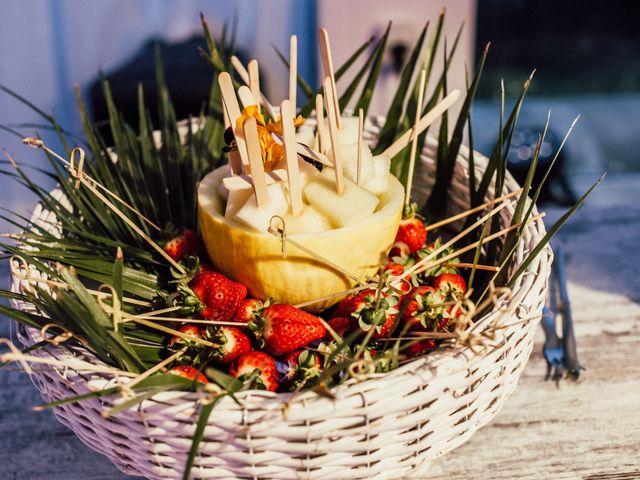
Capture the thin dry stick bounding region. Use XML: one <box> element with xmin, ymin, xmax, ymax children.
<box><xmin>9</xmin><ymin>256</ymin><xmax>152</xmax><ymax>307</ymax></box>
<box><xmin>122</xmin><ymin>346</ymin><xmax>188</xmax><ymax>391</ymax></box>
<box><xmin>139</xmin><ymin>306</ymin><xmax>181</xmax><ymax>317</ymax></box>
<box><xmin>318</xmin><ymin>28</ymin><xmax>341</xmax><ymax>128</ymax></box>
<box><xmin>69</xmin><ymin>149</ymin><xmax>186</xmax><ymax>275</ymax></box>
<box><xmin>127</xmin><ymin>317</ymin><xmax>219</xmax><ymax>348</ymax></box>
<box><xmin>289</xmin><ymin>35</ymin><xmax>297</xmax><ymax>108</ymax></box>
<box><xmin>357</xmin><ymin>108</ymin><xmax>364</xmax><ymax>185</ymax></box>
<box><xmin>382</xmin><ymin>89</ymin><xmax>461</xmax><ymax>159</ymax></box>
<box><xmin>125</xmin><ymin>314</ymin><xmax>247</xmax><ymax>327</ymax></box>
<box><xmin>427</xmin><ymin>188</ymin><xmax>524</xmax><ymax>231</ymax></box>
<box><xmin>19</xmin><ymin>142</ymin><xmax>161</xmax><ymax>231</ymax></box>
<box><xmin>405</xmin><ymin>69</ymin><xmax>427</xmax><ymax>205</ymax></box>
<box><xmin>230</xmin><ymin>55</ymin><xmax>276</xmax><ymax>119</ymax></box>
<box><xmin>293</xmin><ymin>283</ymin><xmax>377</xmax><ymax>309</ymax></box>
<box><xmin>403</xmin><ymin>199</ymin><xmax>513</xmax><ymax>279</ymax></box>
<box><xmin>410</xmin><ymin>213</ymin><xmax>545</xmax><ymax>277</ymax></box>
<box><xmin>445</xmin><ymin>262</ymin><xmax>499</xmax><ymax>272</ymax></box>
<box><xmin>268</xmin><ymin>217</ymin><xmax>362</xmax><ymax>285</ymax></box>
<box><xmin>0</xmin><ymin>350</ymin><xmax>138</xmax><ymax>378</ymax></box>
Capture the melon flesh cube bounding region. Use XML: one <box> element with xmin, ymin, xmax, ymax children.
<box><xmin>273</xmin><ymin>156</ymin><xmax>320</xmax><ymax>190</ymax></box>
<box><xmin>364</xmin><ymin>153</ymin><xmax>391</xmax><ymax>195</ymax></box>
<box><xmin>322</xmin><ymin>115</ymin><xmax>360</xmax><ymax>149</ymax></box>
<box><xmin>235</xmin><ymin>182</ymin><xmax>289</xmax><ymax>232</ymax></box>
<box><xmin>304</xmin><ymin>169</ymin><xmax>379</xmax><ymax>228</ymax></box>
<box><xmin>225</xmin><ymin>187</ymin><xmax>253</xmax><ymax>219</ymax></box>
<box><xmin>283</xmin><ymin>204</ymin><xmax>334</xmax><ymax>234</ymax></box>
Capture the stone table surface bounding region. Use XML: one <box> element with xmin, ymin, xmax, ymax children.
<box><xmin>1</xmin><ymin>195</ymin><xmax>639</xmax><ymax>480</ymax></box>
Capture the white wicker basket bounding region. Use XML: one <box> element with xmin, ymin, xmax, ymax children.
<box><xmin>11</xmin><ymin>122</ymin><xmax>552</xmax><ymax>480</ymax></box>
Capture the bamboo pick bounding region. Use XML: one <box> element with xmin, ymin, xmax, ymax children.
<box><xmin>18</xmin><ymin>142</ymin><xmax>160</xmax><ymax>232</ymax></box>
<box><xmin>280</xmin><ymin>99</ymin><xmax>303</xmax><ymax>215</ymax></box>
<box><xmin>20</xmin><ymin>145</ymin><xmax>186</xmax><ymax>275</ymax></box>
<box><xmin>289</xmin><ymin>35</ymin><xmax>297</xmax><ymax>109</ymax></box>
<box><xmin>445</xmin><ymin>263</ymin><xmax>499</xmax><ymax>272</ymax></box>
<box><xmin>427</xmin><ymin>188</ymin><xmax>524</xmax><ymax>231</ymax></box>
<box><xmin>293</xmin><ymin>283</ymin><xmax>377</xmax><ymax>309</ymax></box>
<box><xmin>405</xmin><ymin>69</ymin><xmax>427</xmax><ymax>205</ymax></box>
<box><xmin>238</xmin><ymin>85</ymin><xmax>258</xmax><ymax>108</ymax></box>
<box><xmin>127</xmin><ymin>317</ymin><xmax>218</xmax><ymax>348</ymax></box>
<box><xmin>0</xmin><ymin>351</ymin><xmax>138</xmax><ymax>378</ymax></box>
<box><xmin>356</xmin><ymin>108</ymin><xmax>364</xmax><ymax>185</ymax></box>
<box><xmin>218</xmin><ymin>72</ymin><xmax>250</xmax><ymax>173</ymax></box>
<box><xmin>248</xmin><ymin>59</ymin><xmax>261</xmax><ymax>109</ymax></box>
<box><xmin>223</xmin><ymin>169</ymin><xmax>288</xmax><ymax>191</ymax></box>
<box><xmin>403</xmin><ymin>199</ymin><xmax>513</xmax><ymax>279</ymax></box>
<box><xmin>127</xmin><ymin>314</ymin><xmax>247</xmax><ymax>327</ymax></box>
<box><xmin>10</xmin><ymin>266</ymin><xmax>152</xmax><ymax>307</ymax></box>
<box><xmin>141</xmin><ymin>306</ymin><xmax>181</xmax><ymax>317</ymax></box>
<box><xmin>383</xmin><ymin>89</ymin><xmax>461</xmax><ymax>159</ymax></box>
<box><xmin>243</xmin><ymin>116</ymin><xmax>270</xmax><ymax>208</ymax></box>
<box><xmin>410</xmin><ymin>213</ymin><xmax>546</xmax><ymax>277</ymax></box>
<box><xmin>122</xmin><ymin>346</ymin><xmax>188</xmax><ymax>391</ymax></box>
<box><xmin>323</xmin><ymin>77</ymin><xmax>344</xmax><ymax>194</ymax></box>
<box><xmin>230</xmin><ymin>55</ymin><xmax>276</xmax><ymax>119</ymax></box>
<box><xmin>316</xmin><ymin>94</ymin><xmax>326</xmax><ymax>154</ymax></box>
<box><xmin>318</xmin><ymin>28</ymin><xmax>341</xmax><ymax>128</ymax></box>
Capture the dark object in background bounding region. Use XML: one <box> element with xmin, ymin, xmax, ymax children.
<box><xmin>88</xmin><ymin>36</ymin><xmax>250</xmax><ymax>142</ymax></box>
<box><xmin>507</xmin><ymin>126</ymin><xmax>576</xmax><ymax>206</ymax></box>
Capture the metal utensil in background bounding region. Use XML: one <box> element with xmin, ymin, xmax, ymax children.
<box><xmin>542</xmin><ymin>245</ymin><xmax>582</xmax><ymax>383</ymax></box>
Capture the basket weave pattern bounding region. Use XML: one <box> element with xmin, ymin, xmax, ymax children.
<box><xmin>12</xmin><ymin>126</ymin><xmax>552</xmax><ymax>479</ymax></box>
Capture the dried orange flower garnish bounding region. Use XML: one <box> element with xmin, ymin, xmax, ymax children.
<box><xmin>235</xmin><ymin>107</ymin><xmax>305</xmax><ymax>171</ymax></box>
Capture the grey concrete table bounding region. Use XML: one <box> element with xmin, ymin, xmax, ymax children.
<box><xmin>2</xmin><ymin>194</ymin><xmax>639</xmax><ymax>479</ymax></box>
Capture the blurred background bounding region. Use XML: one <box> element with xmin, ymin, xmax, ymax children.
<box><xmin>0</xmin><ymin>0</ymin><xmax>639</xmax><ymax>233</ymax></box>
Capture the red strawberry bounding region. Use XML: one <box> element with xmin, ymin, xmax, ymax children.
<box><xmin>169</xmin><ymin>365</ymin><xmax>208</xmax><ymax>383</ymax></box>
<box><xmin>283</xmin><ymin>349</ymin><xmax>322</xmax><ymax>371</ymax></box>
<box><xmin>254</xmin><ymin>304</ymin><xmax>326</xmax><ymax>356</ymax></box>
<box><xmin>334</xmin><ymin>289</ymin><xmax>399</xmax><ymax>339</ymax></box>
<box><xmin>406</xmin><ymin>339</ymin><xmax>437</xmax><ymax>357</ymax></box>
<box><xmin>230</xmin><ymin>351</ymin><xmax>279</xmax><ymax>392</ymax></box>
<box><xmin>279</xmin><ymin>349</ymin><xmax>323</xmax><ymax>391</ymax></box>
<box><xmin>209</xmin><ymin>326</ymin><xmax>252</xmax><ymax>364</ymax></box>
<box><xmin>434</xmin><ymin>273</ymin><xmax>467</xmax><ymax>297</ymax></box>
<box><xmin>163</xmin><ymin>228</ymin><xmax>201</xmax><ymax>262</ymax></box>
<box><xmin>234</xmin><ymin>298</ymin><xmax>267</xmax><ymax>323</ymax></box>
<box><xmin>394</xmin><ymin>203</ymin><xmax>427</xmax><ymax>254</ymax></box>
<box><xmin>327</xmin><ymin>317</ymin><xmax>351</xmax><ymax>337</ymax></box>
<box><xmin>184</xmin><ymin>271</ymin><xmax>247</xmax><ymax>322</ymax></box>
<box><xmin>168</xmin><ymin>324</ymin><xmax>205</xmax><ymax>348</ymax></box>
<box><xmin>401</xmin><ymin>286</ymin><xmax>437</xmax><ymax>328</ymax></box>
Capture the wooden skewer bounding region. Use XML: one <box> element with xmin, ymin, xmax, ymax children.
<box><xmin>230</xmin><ymin>55</ymin><xmax>276</xmax><ymax>119</ymax></box>
<box><xmin>123</xmin><ymin>346</ymin><xmax>188</xmax><ymax>390</ymax></box>
<box><xmin>383</xmin><ymin>89</ymin><xmax>461</xmax><ymax>159</ymax></box>
<box><xmin>248</xmin><ymin>59</ymin><xmax>261</xmax><ymax>109</ymax></box>
<box><xmin>357</xmin><ymin>108</ymin><xmax>364</xmax><ymax>185</ymax></box>
<box><xmin>315</xmin><ymin>94</ymin><xmax>326</xmax><ymax>154</ymax></box>
<box><xmin>218</xmin><ymin>72</ymin><xmax>250</xmax><ymax>173</ymax></box>
<box><xmin>238</xmin><ymin>85</ymin><xmax>258</xmax><ymax>108</ymax></box>
<box><xmin>445</xmin><ymin>263</ymin><xmax>500</xmax><ymax>272</ymax></box>
<box><xmin>243</xmin><ymin>116</ymin><xmax>270</xmax><ymax>208</ymax></box>
<box><xmin>0</xmin><ymin>351</ymin><xmax>138</xmax><ymax>378</ymax></box>
<box><xmin>405</xmin><ymin>69</ymin><xmax>427</xmax><ymax>205</ymax></box>
<box><xmin>127</xmin><ymin>317</ymin><xmax>218</xmax><ymax>348</ymax></box>
<box><xmin>289</xmin><ymin>35</ymin><xmax>297</xmax><ymax>109</ymax></box>
<box><xmin>403</xmin><ymin>200</ymin><xmax>513</xmax><ymax>279</ymax></box>
<box><xmin>223</xmin><ymin>169</ymin><xmax>288</xmax><ymax>191</ymax></box>
<box><xmin>410</xmin><ymin>213</ymin><xmax>546</xmax><ymax>277</ymax></box>
<box><xmin>128</xmin><ymin>316</ymin><xmax>248</xmax><ymax>327</ymax></box>
<box><xmin>427</xmin><ymin>188</ymin><xmax>524</xmax><ymax>231</ymax></box>
<box><xmin>323</xmin><ymin>77</ymin><xmax>344</xmax><ymax>194</ymax></box>
<box><xmin>281</xmin><ymin>99</ymin><xmax>303</xmax><ymax>215</ymax></box>
<box><xmin>318</xmin><ymin>28</ymin><xmax>341</xmax><ymax>128</ymax></box>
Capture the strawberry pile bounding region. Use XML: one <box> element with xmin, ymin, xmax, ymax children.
<box><xmin>162</xmin><ymin>216</ymin><xmax>468</xmax><ymax>393</ymax></box>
